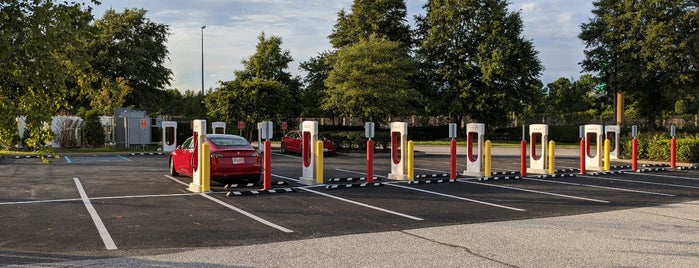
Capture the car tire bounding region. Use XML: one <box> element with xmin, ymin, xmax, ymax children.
<box><xmin>280</xmin><ymin>143</ymin><xmax>287</xmax><ymax>154</ymax></box>
<box><xmin>169</xmin><ymin>157</ymin><xmax>179</xmax><ymax>176</ymax></box>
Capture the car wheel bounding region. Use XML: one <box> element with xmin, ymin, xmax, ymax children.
<box><xmin>280</xmin><ymin>142</ymin><xmax>287</xmax><ymax>154</ymax></box>
<box><xmin>169</xmin><ymin>157</ymin><xmax>179</xmax><ymax>176</ymax></box>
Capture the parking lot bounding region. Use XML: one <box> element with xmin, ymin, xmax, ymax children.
<box><xmin>1</xmin><ymin>147</ymin><xmax>699</xmax><ymax>266</ymax></box>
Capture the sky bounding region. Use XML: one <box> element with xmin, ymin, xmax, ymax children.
<box><xmin>88</xmin><ymin>0</ymin><xmax>595</xmax><ymax>92</ymax></box>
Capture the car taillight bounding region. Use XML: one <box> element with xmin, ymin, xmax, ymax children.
<box><xmin>255</xmin><ymin>152</ymin><xmax>261</xmax><ymax>165</ymax></box>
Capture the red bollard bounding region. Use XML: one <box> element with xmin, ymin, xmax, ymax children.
<box><xmin>520</xmin><ymin>139</ymin><xmax>527</xmax><ymax>177</ymax></box>
<box><xmin>631</xmin><ymin>137</ymin><xmax>638</xmax><ymax>170</ymax></box>
<box><xmin>367</xmin><ymin>139</ymin><xmax>374</xmax><ymax>183</ymax></box>
<box><xmin>263</xmin><ymin>140</ymin><xmax>272</xmax><ymax>190</ymax></box>
<box><xmin>450</xmin><ymin>139</ymin><xmax>457</xmax><ymax>179</ymax></box>
<box><xmin>579</xmin><ymin>139</ymin><xmax>586</xmax><ymax>174</ymax></box>
<box><xmin>670</xmin><ymin>137</ymin><xmax>676</xmax><ymax>168</ymax></box>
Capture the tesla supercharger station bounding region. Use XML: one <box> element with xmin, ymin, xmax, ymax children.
<box><xmin>188</xmin><ymin>119</ymin><xmax>210</xmax><ymax>192</ymax></box>
<box><xmin>161</xmin><ymin>121</ymin><xmax>177</xmax><ymax>152</ymax></box>
<box><xmin>528</xmin><ymin>124</ymin><xmax>549</xmax><ymax>174</ymax></box>
<box><xmin>605</xmin><ymin>125</ymin><xmax>620</xmax><ymax>160</ymax></box>
<box><xmin>388</xmin><ymin>122</ymin><xmax>408</xmax><ymax>180</ymax></box>
<box><xmin>585</xmin><ymin>124</ymin><xmax>604</xmax><ymax>171</ymax></box>
<box><xmin>463</xmin><ymin>123</ymin><xmax>485</xmax><ymax>177</ymax></box>
<box><xmin>212</xmin><ymin>121</ymin><xmax>226</xmax><ymax>134</ymax></box>
<box><xmin>299</xmin><ymin>120</ymin><xmax>319</xmax><ymax>185</ymax></box>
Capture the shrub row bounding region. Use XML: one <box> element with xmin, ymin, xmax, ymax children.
<box><xmin>620</xmin><ymin>133</ymin><xmax>699</xmax><ymax>163</ymax></box>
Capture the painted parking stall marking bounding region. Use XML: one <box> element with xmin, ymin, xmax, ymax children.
<box><xmin>632</xmin><ymin>172</ymin><xmax>699</xmax><ymax>182</ymax></box>
<box><xmin>301</xmin><ymin>188</ymin><xmax>424</xmax><ymax>221</ymax></box>
<box><xmin>165</xmin><ymin>175</ymin><xmax>294</xmax><ymax>233</ymax></box>
<box><xmin>585</xmin><ymin>175</ymin><xmax>699</xmax><ymax>189</ymax></box>
<box><xmin>73</xmin><ymin>177</ymin><xmax>117</xmax><ymax>250</ymax></box>
<box><xmin>386</xmin><ymin>183</ymin><xmax>526</xmax><ymax>212</ymax></box>
<box><xmin>526</xmin><ymin>177</ymin><xmax>676</xmax><ymax>197</ymax></box>
<box><xmin>460</xmin><ymin>179</ymin><xmax>610</xmax><ymax>204</ymax></box>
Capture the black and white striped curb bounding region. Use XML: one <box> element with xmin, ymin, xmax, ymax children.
<box><xmin>677</xmin><ymin>166</ymin><xmax>699</xmax><ymax>170</ymax></box>
<box><xmin>408</xmin><ymin>178</ymin><xmax>455</xmax><ymax>184</ymax></box>
<box><xmin>226</xmin><ymin>188</ymin><xmax>294</xmax><ymax>196</ymax></box>
<box><xmin>610</xmin><ymin>165</ymin><xmax>631</xmax><ymax>170</ymax></box>
<box><xmin>491</xmin><ymin>171</ymin><xmax>520</xmax><ymax>175</ymax></box>
<box><xmin>327</xmin><ymin>177</ymin><xmax>379</xmax><ymax>182</ymax></box>
<box><xmin>588</xmin><ymin>171</ymin><xmax>625</xmax><ymax>176</ymax></box>
<box><xmin>642</xmin><ymin>164</ymin><xmax>670</xmax><ymax>168</ymax></box>
<box><xmin>415</xmin><ymin>173</ymin><xmax>450</xmax><ymax>179</ymax></box>
<box><xmin>224</xmin><ymin>181</ymin><xmax>287</xmax><ymax>189</ymax></box>
<box><xmin>553</xmin><ymin>168</ymin><xmax>579</xmax><ymax>173</ymax></box>
<box><xmin>325</xmin><ymin>182</ymin><xmax>383</xmax><ymax>189</ymax></box>
<box><xmin>126</xmin><ymin>152</ymin><xmax>165</xmax><ymax>156</ymax></box>
<box><xmin>536</xmin><ymin>173</ymin><xmax>576</xmax><ymax>179</ymax></box>
<box><xmin>2</xmin><ymin>154</ymin><xmax>57</xmax><ymax>159</ymax></box>
<box><xmin>635</xmin><ymin>168</ymin><xmax>667</xmax><ymax>173</ymax></box>
<box><xmin>478</xmin><ymin>175</ymin><xmax>522</xmax><ymax>181</ymax></box>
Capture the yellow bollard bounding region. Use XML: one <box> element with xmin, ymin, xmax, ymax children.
<box><xmin>407</xmin><ymin>140</ymin><xmax>414</xmax><ymax>180</ymax></box>
<box><xmin>484</xmin><ymin>140</ymin><xmax>492</xmax><ymax>177</ymax></box>
<box><xmin>202</xmin><ymin>142</ymin><xmax>210</xmax><ymax>192</ymax></box>
<box><xmin>604</xmin><ymin>138</ymin><xmax>610</xmax><ymax>171</ymax></box>
<box><xmin>315</xmin><ymin>140</ymin><xmax>324</xmax><ymax>184</ymax></box>
<box><xmin>548</xmin><ymin>140</ymin><xmax>555</xmax><ymax>175</ymax></box>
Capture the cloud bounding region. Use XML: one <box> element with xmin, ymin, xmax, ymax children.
<box><xmin>91</xmin><ymin>0</ymin><xmax>594</xmax><ymax>91</ymax></box>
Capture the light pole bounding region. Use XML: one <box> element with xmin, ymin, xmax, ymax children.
<box><xmin>201</xmin><ymin>25</ymin><xmax>206</xmax><ymax>97</ymax></box>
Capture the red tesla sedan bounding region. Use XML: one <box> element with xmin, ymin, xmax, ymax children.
<box><xmin>169</xmin><ymin>134</ymin><xmax>262</xmax><ymax>183</ymax></box>
<box><xmin>280</xmin><ymin>130</ymin><xmax>337</xmax><ymax>155</ymax></box>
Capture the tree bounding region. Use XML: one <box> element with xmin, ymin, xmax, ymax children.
<box><xmin>328</xmin><ymin>0</ymin><xmax>412</xmax><ymax>50</ymax></box>
<box><xmin>580</xmin><ymin>0</ymin><xmax>699</xmax><ymax>129</ymax></box>
<box><xmin>90</xmin><ymin>8</ymin><xmax>172</xmax><ymax>114</ymax></box>
<box><xmin>0</xmin><ymin>0</ymin><xmax>96</xmax><ymax>152</ymax></box>
<box><xmin>299</xmin><ymin>52</ymin><xmax>334</xmax><ymax>118</ymax></box>
<box><xmin>323</xmin><ymin>35</ymin><xmax>421</xmax><ymax>122</ymax></box>
<box><xmin>416</xmin><ymin>0</ymin><xmax>543</xmax><ymax>127</ymax></box>
<box><xmin>544</xmin><ymin>75</ymin><xmax>603</xmax><ymax>125</ymax></box>
<box><xmin>207</xmin><ymin>33</ymin><xmax>298</xmax><ymax>137</ymax></box>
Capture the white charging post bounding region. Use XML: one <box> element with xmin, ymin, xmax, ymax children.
<box><xmin>388</xmin><ymin>122</ymin><xmax>408</xmax><ymax>180</ymax></box>
<box><xmin>188</xmin><ymin>119</ymin><xmax>209</xmax><ymax>192</ymax></box>
<box><xmin>585</xmin><ymin>124</ymin><xmax>604</xmax><ymax>171</ymax></box>
<box><xmin>212</xmin><ymin>121</ymin><xmax>226</xmax><ymax>134</ymax></box>
<box><xmin>528</xmin><ymin>124</ymin><xmax>549</xmax><ymax>174</ymax></box>
<box><xmin>463</xmin><ymin>123</ymin><xmax>485</xmax><ymax>177</ymax></box>
<box><xmin>299</xmin><ymin>121</ymin><xmax>319</xmax><ymax>185</ymax></box>
<box><xmin>161</xmin><ymin>121</ymin><xmax>177</xmax><ymax>152</ymax></box>
<box><xmin>605</xmin><ymin>125</ymin><xmax>620</xmax><ymax>160</ymax></box>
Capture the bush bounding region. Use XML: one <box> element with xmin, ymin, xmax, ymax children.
<box><xmin>621</xmin><ymin>132</ymin><xmax>699</xmax><ymax>162</ymax></box>
<box><xmin>79</xmin><ymin>109</ymin><xmax>105</xmax><ymax>148</ymax></box>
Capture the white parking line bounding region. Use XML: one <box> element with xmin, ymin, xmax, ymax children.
<box><xmin>632</xmin><ymin>172</ymin><xmax>699</xmax><ymax>182</ymax></box>
<box><xmin>526</xmin><ymin>177</ymin><xmax>676</xmax><ymax>197</ymax></box>
<box><xmin>116</xmin><ymin>155</ymin><xmax>131</xmax><ymax>162</ymax></box>
<box><xmin>200</xmin><ymin>193</ymin><xmax>294</xmax><ymax>233</ymax></box>
<box><xmin>584</xmin><ymin>175</ymin><xmax>699</xmax><ymax>189</ymax></box>
<box><xmin>460</xmin><ymin>179</ymin><xmax>610</xmax><ymax>204</ymax></box>
<box><xmin>163</xmin><ymin>175</ymin><xmax>294</xmax><ymax>233</ymax></box>
<box><xmin>386</xmin><ymin>183</ymin><xmax>526</xmax><ymax>212</ymax></box>
<box><xmin>300</xmin><ymin>188</ymin><xmax>424</xmax><ymax>220</ymax></box>
<box><xmin>272</xmin><ymin>174</ymin><xmax>300</xmax><ymax>182</ymax></box>
<box><xmin>73</xmin><ymin>178</ymin><xmax>117</xmax><ymax>250</ymax></box>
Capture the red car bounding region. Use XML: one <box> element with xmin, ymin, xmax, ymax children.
<box><xmin>169</xmin><ymin>134</ymin><xmax>262</xmax><ymax>183</ymax></box>
<box><xmin>280</xmin><ymin>130</ymin><xmax>337</xmax><ymax>155</ymax></box>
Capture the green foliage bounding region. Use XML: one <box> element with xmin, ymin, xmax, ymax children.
<box><xmin>299</xmin><ymin>52</ymin><xmax>334</xmax><ymax>118</ymax></box>
<box><xmin>323</xmin><ymin>35</ymin><xmax>421</xmax><ymax>122</ymax></box>
<box><xmin>580</xmin><ymin>0</ymin><xmax>699</xmax><ymax>128</ymax></box>
<box><xmin>78</xmin><ymin>108</ymin><xmax>105</xmax><ymax>147</ymax></box>
<box><xmin>0</xmin><ymin>0</ymin><xmax>97</xmax><ymax>154</ymax></box>
<box><xmin>621</xmin><ymin>133</ymin><xmax>699</xmax><ymax>162</ymax></box>
<box><xmin>90</xmin><ymin>8</ymin><xmax>172</xmax><ymax>113</ymax></box>
<box><xmin>416</xmin><ymin>0</ymin><xmax>543</xmax><ymax>127</ymax></box>
<box><xmin>328</xmin><ymin>0</ymin><xmax>412</xmax><ymax>50</ymax></box>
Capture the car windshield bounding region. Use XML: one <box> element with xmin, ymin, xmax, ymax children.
<box><xmin>208</xmin><ymin>136</ymin><xmax>249</xmax><ymax>146</ymax></box>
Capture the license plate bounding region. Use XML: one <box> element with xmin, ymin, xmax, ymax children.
<box><xmin>232</xmin><ymin>157</ymin><xmax>244</xmax><ymax>164</ymax></box>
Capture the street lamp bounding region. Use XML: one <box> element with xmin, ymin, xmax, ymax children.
<box><xmin>201</xmin><ymin>25</ymin><xmax>206</xmax><ymax>97</ymax></box>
